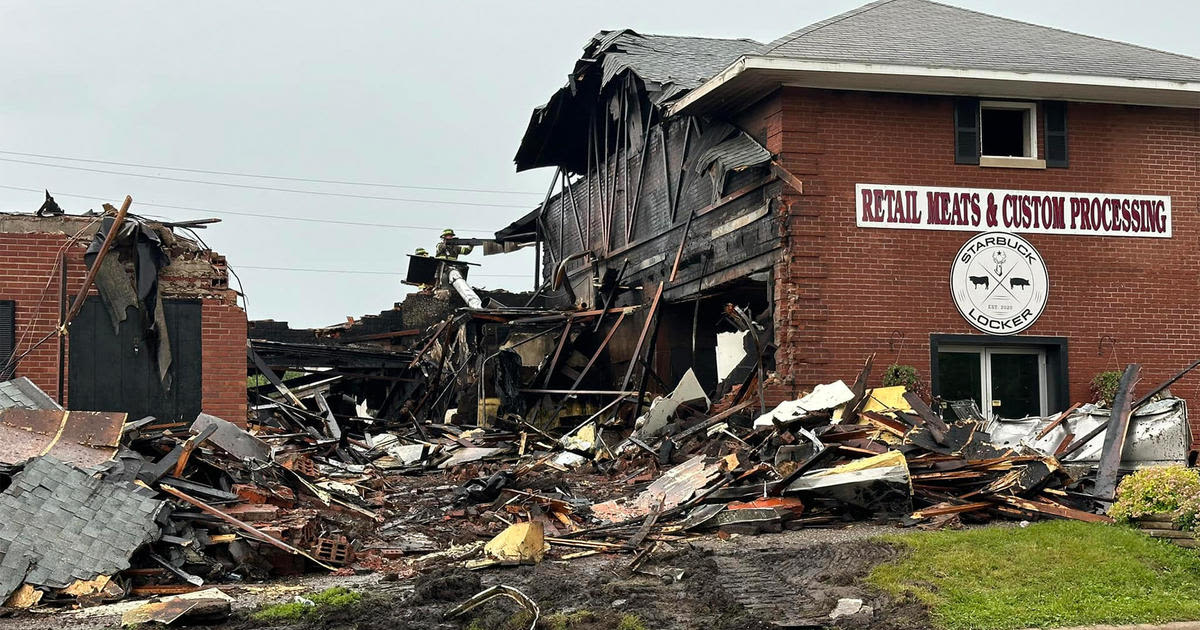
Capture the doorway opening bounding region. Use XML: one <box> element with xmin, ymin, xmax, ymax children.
<box><xmin>930</xmin><ymin>334</ymin><xmax>1067</xmax><ymax>419</ymax></box>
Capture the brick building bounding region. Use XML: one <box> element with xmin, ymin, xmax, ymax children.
<box><xmin>501</xmin><ymin>0</ymin><xmax>1200</xmax><ymax>426</ymax></box>
<box><xmin>0</xmin><ymin>211</ymin><xmax>247</xmax><ymax>422</ymax></box>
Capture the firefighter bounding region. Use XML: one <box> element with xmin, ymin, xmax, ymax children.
<box><xmin>414</xmin><ymin>247</ymin><xmax>429</xmax><ymax>257</ymax></box>
<box><xmin>435</xmin><ymin>229</ymin><xmax>473</xmax><ymax>260</ymax></box>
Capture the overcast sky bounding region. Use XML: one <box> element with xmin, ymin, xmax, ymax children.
<box><xmin>1</xmin><ymin>1</ymin><xmax>1196</xmax><ymax>327</ymax></box>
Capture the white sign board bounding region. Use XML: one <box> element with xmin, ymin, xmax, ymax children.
<box><xmin>951</xmin><ymin>232</ymin><xmax>1049</xmax><ymax>335</ymax></box>
<box><xmin>857</xmin><ymin>184</ymin><xmax>1171</xmax><ymax>238</ymax></box>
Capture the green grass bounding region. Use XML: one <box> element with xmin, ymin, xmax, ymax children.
<box><xmin>247</xmin><ymin>370</ymin><xmax>306</xmax><ymax>388</ymax></box>
<box><xmin>249</xmin><ymin>586</ymin><xmax>362</xmax><ymax>623</ymax></box>
<box><xmin>868</xmin><ymin>520</ymin><xmax>1200</xmax><ymax>630</ymax></box>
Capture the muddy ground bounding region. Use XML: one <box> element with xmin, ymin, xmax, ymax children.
<box><xmin>0</xmin><ymin>525</ymin><xmax>932</xmax><ymax>630</ymax></box>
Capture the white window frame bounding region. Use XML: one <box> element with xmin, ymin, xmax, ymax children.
<box><xmin>939</xmin><ymin>344</ymin><xmax>1048</xmax><ymax>419</ymax></box>
<box><xmin>979</xmin><ymin>100</ymin><xmax>1042</xmax><ymax>168</ymax></box>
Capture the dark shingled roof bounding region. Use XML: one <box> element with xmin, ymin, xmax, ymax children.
<box><xmin>0</xmin><ymin>457</ymin><xmax>166</xmax><ymax>599</ymax></box>
<box><xmin>0</xmin><ymin>377</ymin><xmax>60</xmax><ymax>411</ymax></box>
<box><xmin>591</xmin><ymin>30</ymin><xmax>762</xmax><ymax>98</ymax></box>
<box><xmin>760</xmin><ymin>0</ymin><xmax>1200</xmax><ymax>83</ymax></box>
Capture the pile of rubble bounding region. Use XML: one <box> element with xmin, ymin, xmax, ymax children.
<box><xmin>0</xmin><ymin>305</ymin><xmax>1193</xmax><ymax>622</ymax></box>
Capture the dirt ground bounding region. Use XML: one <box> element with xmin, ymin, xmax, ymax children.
<box><xmin>0</xmin><ymin>524</ymin><xmax>932</xmax><ymax>630</ymax></box>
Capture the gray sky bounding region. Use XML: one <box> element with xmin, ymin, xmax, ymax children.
<box><xmin>1</xmin><ymin>1</ymin><xmax>1196</xmax><ymax>327</ymax></box>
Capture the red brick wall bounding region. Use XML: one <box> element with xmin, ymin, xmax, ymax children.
<box><xmin>202</xmin><ymin>299</ymin><xmax>248</xmax><ymax>421</ymax></box>
<box><xmin>0</xmin><ymin>232</ymin><xmax>89</xmax><ymax>401</ymax></box>
<box><xmin>0</xmin><ymin>225</ymin><xmax>247</xmax><ymax>422</ymax></box>
<box><xmin>765</xmin><ymin>87</ymin><xmax>1200</xmax><ymax>420</ymax></box>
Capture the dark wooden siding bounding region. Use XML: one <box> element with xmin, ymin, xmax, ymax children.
<box><xmin>69</xmin><ymin>297</ymin><xmax>202</xmax><ymax>421</ymax></box>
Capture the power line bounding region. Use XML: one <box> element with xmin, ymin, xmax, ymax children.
<box><xmin>238</xmin><ymin>265</ymin><xmax>527</xmax><ymax>279</ymax></box>
<box><xmin>0</xmin><ymin>157</ymin><xmax>533</xmax><ymax>208</ymax></box>
<box><xmin>0</xmin><ymin>149</ymin><xmax>543</xmax><ymax>196</ymax></box>
<box><xmin>0</xmin><ymin>184</ymin><xmax>502</xmax><ymax>234</ymax></box>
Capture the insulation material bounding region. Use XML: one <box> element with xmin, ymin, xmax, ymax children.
<box><xmin>754</xmin><ymin>380</ymin><xmax>855</xmax><ymax>428</ymax></box>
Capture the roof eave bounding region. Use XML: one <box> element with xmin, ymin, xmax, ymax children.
<box><xmin>668</xmin><ymin>56</ymin><xmax>1200</xmax><ymax>116</ymax></box>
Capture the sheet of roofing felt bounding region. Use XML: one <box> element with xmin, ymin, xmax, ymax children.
<box><xmin>0</xmin><ymin>409</ymin><xmax>126</xmax><ymax>468</ymax></box>
<box><xmin>0</xmin><ymin>456</ymin><xmax>166</xmax><ymax>600</ymax></box>
<box><xmin>0</xmin><ymin>378</ymin><xmax>62</xmax><ymax>411</ymax></box>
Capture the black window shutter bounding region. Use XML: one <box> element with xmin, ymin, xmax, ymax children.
<box><xmin>0</xmin><ymin>301</ymin><xmax>14</xmax><ymax>380</ymax></box>
<box><xmin>954</xmin><ymin>98</ymin><xmax>980</xmax><ymax>165</ymax></box>
<box><xmin>1044</xmin><ymin>101</ymin><xmax>1069</xmax><ymax>168</ymax></box>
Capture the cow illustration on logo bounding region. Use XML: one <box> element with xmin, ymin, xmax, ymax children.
<box><xmin>950</xmin><ymin>232</ymin><xmax>1049</xmax><ymax>335</ymax></box>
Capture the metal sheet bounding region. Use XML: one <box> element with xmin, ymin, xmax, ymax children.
<box><xmin>985</xmin><ymin>398</ymin><xmax>1190</xmax><ymax>468</ymax></box>
<box><xmin>0</xmin><ymin>409</ymin><xmax>126</xmax><ymax>468</ymax></box>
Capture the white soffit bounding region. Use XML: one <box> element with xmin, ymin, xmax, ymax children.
<box><xmin>668</xmin><ymin>56</ymin><xmax>1200</xmax><ymax>115</ymax></box>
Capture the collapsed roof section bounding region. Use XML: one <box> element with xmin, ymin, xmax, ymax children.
<box><xmin>514</xmin><ymin>30</ymin><xmax>761</xmax><ymax>173</ymax></box>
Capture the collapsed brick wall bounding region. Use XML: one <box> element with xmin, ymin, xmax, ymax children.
<box><xmin>0</xmin><ymin>215</ymin><xmax>248</xmax><ymax>422</ymax></box>
<box><xmin>764</xmin><ymin>87</ymin><xmax>1200</xmax><ymax>431</ymax></box>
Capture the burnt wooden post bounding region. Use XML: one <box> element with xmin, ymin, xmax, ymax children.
<box><xmin>1094</xmin><ymin>363</ymin><xmax>1141</xmax><ymax>501</ymax></box>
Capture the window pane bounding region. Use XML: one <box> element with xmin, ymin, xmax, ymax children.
<box><xmin>989</xmin><ymin>352</ymin><xmax>1040</xmax><ymax>419</ymax></box>
<box><xmin>981</xmin><ymin>108</ymin><xmax>1028</xmax><ymax>157</ymax></box>
<box><xmin>938</xmin><ymin>351</ymin><xmax>982</xmax><ymax>411</ymax></box>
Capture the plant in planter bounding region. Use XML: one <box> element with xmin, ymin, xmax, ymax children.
<box><xmin>882</xmin><ymin>364</ymin><xmax>919</xmax><ymax>388</ymax></box>
<box><xmin>882</xmin><ymin>363</ymin><xmax>930</xmax><ymax>403</ymax></box>
<box><xmin>1090</xmin><ymin>370</ymin><xmax>1123</xmax><ymax>407</ymax></box>
<box><xmin>1109</xmin><ymin>465</ymin><xmax>1200</xmax><ymax>531</ymax></box>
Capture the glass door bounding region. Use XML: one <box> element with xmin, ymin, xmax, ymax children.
<box><xmin>937</xmin><ymin>345</ymin><xmax>1048</xmax><ymax>419</ymax></box>
<box><xmin>986</xmin><ymin>348</ymin><xmax>1046</xmax><ymax>419</ymax></box>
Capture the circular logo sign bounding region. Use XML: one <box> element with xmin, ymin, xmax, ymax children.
<box><xmin>950</xmin><ymin>232</ymin><xmax>1048</xmax><ymax>335</ymax></box>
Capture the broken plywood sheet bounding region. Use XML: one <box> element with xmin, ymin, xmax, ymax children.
<box><xmin>592</xmin><ymin>455</ymin><xmax>721</xmax><ymax>522</ymax></box>
<box><xmin>0</xmin><ymin>409</ymin><xmax>126</xmax><ymax>468</ymax></box>
<box><xmin>754</xmin><ymin>380</ymin><xmax>855</xmax><ymax>428</ymax></box>
<box><xmin>0</xmin><ymin>456</ymin><xmax>166</xmax><ymax>602</ymax></box>
<box><xmin>120</xmin><ymin>588</ymin><xmax>233</xmax><ymax>626</ymax></box>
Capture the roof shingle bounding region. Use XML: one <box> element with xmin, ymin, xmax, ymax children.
<box><xmin>760</xmin><ymin>0</ymin><xmax>1200</xmax><ymax>83</ymax></box>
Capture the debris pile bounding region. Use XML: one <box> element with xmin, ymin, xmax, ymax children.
<box><xmin>0</xmin><ymin>300</ymin><xmax>1194</xmax><ymax>617</ymax></box>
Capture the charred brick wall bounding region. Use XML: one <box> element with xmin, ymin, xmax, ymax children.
<box><xmin>765</xmin><ymin>87</ymin><xmax>1200</xmax><ymax>424</ymax></box>
<box><xmin>0</xmin><ymin>216</ymin><xmax>247</xmax><ymax>422</ymax></box>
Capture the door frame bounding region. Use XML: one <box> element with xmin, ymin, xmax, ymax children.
<box><xmin>930</xmin><ymin>334</ymin><xmax>1068</xmax><ymax>415</ymax></box>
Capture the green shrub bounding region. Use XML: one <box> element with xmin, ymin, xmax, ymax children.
<box><xmin>882</xmin><ymin>364</ymin><xmax>920</xmax><ymax>389</ymax></box>
<box><xmin>1090</xmin><ymin>370</ymin><xmax>1123</xmax><ymax>406</ymax></box>
<box><xmin>1109</xmin><ymin>465</ymin><xmax>1200</xmax><ymax>530</ymax></box>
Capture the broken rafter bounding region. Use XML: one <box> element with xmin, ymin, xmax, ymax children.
<box><xmin>768</xmin><ymin>160</ymin><xmax>804</xmax><ymax>195</ymax></box>
<box><xmin>1035</xmin><ymin>402</ymin><xmax>1082</xmax><ymax>440</ymax></box>
<box><xmin>161</xmin><ymin>484</ymin><xmax>338</xmax><ymax>570</ymax></box>
<box><xmin>619</xmin><ymin>282</ymin><xmax>664</xmax><ymax>392</ymax></box>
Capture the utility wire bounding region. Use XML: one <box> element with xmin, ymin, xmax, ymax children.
<box><xmin>0</xmin><ymin>157</ymin><xmax>533</xmax><ymax>208</ymax></box>
<box><xmin>0</xmin><ymin>184</ymin><xmax>502</xmax><ymax>234</ymax></box>
<box><xmin>237</xmin><ymin>265</ymin><xmax>527</xmax><ymax>279</ymax></box>
<box><xmin>0</xmin><ymin>149</ymin><xmax>543</xmax><ymax>196</ymax></box>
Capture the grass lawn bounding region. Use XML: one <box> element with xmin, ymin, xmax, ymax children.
<box><xmin>868</xmin><ymin>520</ymin><xmax>1200</xmax><ymax>630</ymax></box>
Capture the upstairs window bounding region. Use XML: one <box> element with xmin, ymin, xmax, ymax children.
<box><xmin>980</xmin><ymin>101</ymin><xmax>1035</xmax><ymax>158</ymax></box>
<box><xmin>954</xmin><ymin>98</ymin><xmax>1067</xmax><ymax>169</ymax></box>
